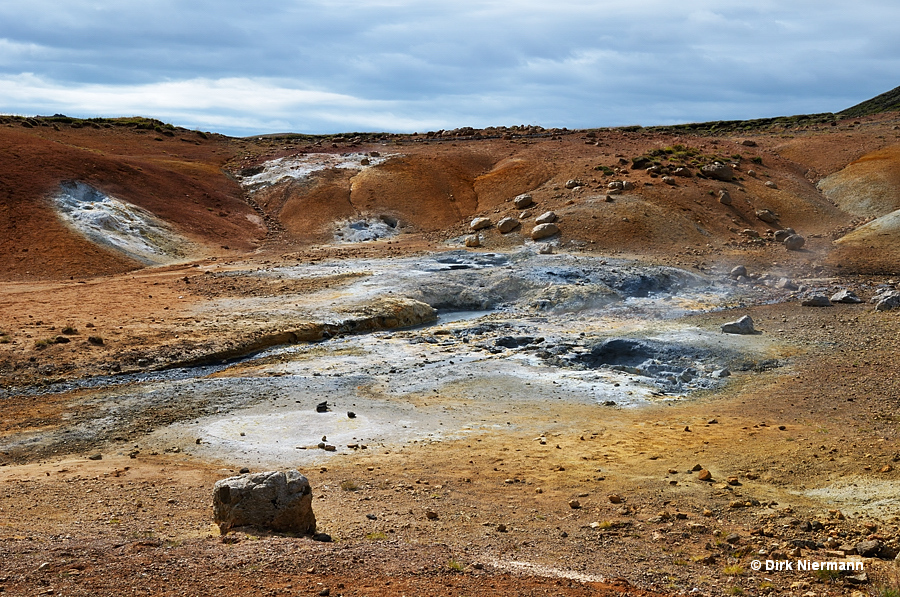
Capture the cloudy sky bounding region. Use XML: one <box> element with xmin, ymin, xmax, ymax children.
<box><xmin>1</xmin><ymin>1</ymin><xmax>898</xmax><ymax>136</ymax></box>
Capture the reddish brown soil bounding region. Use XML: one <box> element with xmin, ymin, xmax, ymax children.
<box><xmin>1</xmin><ymin>113</ymin><xmax>900</xmax><ymax>596</ymax></box>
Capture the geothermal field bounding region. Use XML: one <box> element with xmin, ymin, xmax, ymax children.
<box><xmin>1</xmin><ymin>105</ymin><xmax>900</xmax><ymax>596</ymax></box>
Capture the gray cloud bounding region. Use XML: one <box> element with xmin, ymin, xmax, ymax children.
<box><xmin>1</xmin><ymin>0</ymin><xmax>898</xmax><ymax>135</ymax></box>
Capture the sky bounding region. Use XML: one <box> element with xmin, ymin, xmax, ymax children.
<box><xmin>1</xmin><ymin>1</ymin><xmax>898</xmax><ymax>137</ymax></box>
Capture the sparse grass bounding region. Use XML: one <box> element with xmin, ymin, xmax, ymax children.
<box><xmin>723</xmin><ymin>564</ymin><xmax>745</xmax><ymax>576</ymax></box>
<box><xmin>813</xmin><ymin>568</ymin><xmax>841</xmax><ymax>583</ymax></box>
<box><xmin>0</xmin><ymin>334</ymin><xmax>10</xmax><ymax>344</ymax></box>
<box><xmin>34</xmin><ymin>338</ymin><xmax>54</xmax><ymax>350</ymax></box>
<box><xmin>365</xmin><ymin>532</ymin><xmax>387</xmax><ymax>541</ymax></box>
<box><xmin>727</xmin><ymin>587</ymin><xmax>745</xmax><ymax>596</ymax></box>
<box><xmin>61</xmin><ymin>326</ymin><xmax>78</xmax><ymax>335</ymax></box>
<box><xmin>751</xmin><ymin>156</ymin><xmax>763</xmax><ymax>165</ymax></box>
<box><xmin>339</xmin><ymin>479</ymin><xmax>360</xmax><ymax>492</ymax></box>
<box><xmin>447</xmin><ymin>559</ymin><xmax>465</xmax><ymax>572</ymax></box>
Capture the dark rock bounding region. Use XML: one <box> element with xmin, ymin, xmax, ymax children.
<box><xmin>316</xmin><ymin>401</ymin><xmax>329</xmax><ymax>413</ymax></box>
<box><xmin>783</xmin><ymin>234</ymin><xmax>805</xmax><ymax>250</ymax></box>
<box><xmin>856</xmin><ymin>539</ymin><xmax>882</xmax><ymax>557</ymax></box>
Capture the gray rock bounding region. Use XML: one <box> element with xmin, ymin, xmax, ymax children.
<box><xmin>608</xmin><ymin>181</ymin><xmax>624</xmax><ymax>190</ymax></box>
<box><xmin>875</xmin><ymin>290</ymin><xmax>900</xmax><ymax>312</ymax></box>
<box><xmin>535</xmin><ymin>211</ymin><xmax>558</xmax><ymax>225</ymax></box>
<box><xmin>470</xmin><ymin>217</ymin><xmax>492</xmax><ymax>231</ymax></box>
<box><xmin>801</xmin><ymin>295</ymin><xmax>832</xmax><ymax>307</ymax></box>
<box><xmin>773</xmin><ymin>228</ymin><xmax>795</xmax><ymax>242</ymax></box>
<box><xmin>672</xmin><ymin>167</ymin><xmax>693</xmax><ymax>177</ymax></box>
<box><xmin>718</xmin><ymin>190</ymin><xmax>732</xmax><ymax>205</ymax></box>
<box><xmin>756</xmin><ymin>209</ymin><xmax>778</xmax><ymax>223</ymax></box>
<box><xmin>662</xmin><ymin>176</ymin><xmax>677</xmax><ymax>185</ymax></box>
<box><xmin>565</xmin><ymin>179</ymin><xmax>583</xmax><ymax>189</ymax></box>
<box><xmin>464</xmin><ymin>235</ymin><xmax>481</xmax><ymax>248</ymax></box>
<box><xmin>496</xmin><ymin>217</ymin><xmax>520</xmax><ymax>234</ymax></box>
<box><xmin>783</xmin><ymin>234</ymin><xmax>805</xmax><ymax>250</ymax></box>
<box><xmin>741</xmin><ymin>229</ymin><xmax>760</xmax><ymax>238</ymax></box>
<box><xmin>721</xmin><ymin>315</ymin><xmax>756</xmax><ymax>335</ymax></box>
<box><xmin>701</xmin><ymin>162</ymin><xmax>734</xmax><ymax>182</ymax></box>
<box><xmin>856</xmin><ymin>539</ymin><xmax>882</xmax><ymax>557</ymax></box>
<box><xmin>831</xmin><ymin>289</ymin><xmax>862</xmax><ymax>304</ymax></box>
<box><xmin>531</xmin><ymin>223</ymin><xmax>560</xmax><ymax>240</ymax></box>
<box><xmin>776</xmin><ymin>278</ymin><xmax>798</xmax><ymax>291</ymax></box>
<box><xmin>765</xmin><ymin>180</ymin><xmax>778</xmax><ymax>189</ymax></box>
<box><xmin>711</xmin><ymin>369</ymin><xmax>730</xmax><ymax>378</ymax></box>
<box><xmin>513</xmin><ymin>193</ymin><xmax>534</xmax><ymax>209</ymax></box>
<box><xmin>621</xmin><ymin>180</ymin><xmax>635</xmax><ymax>191</ymax></box>
<box><xmin>213</xmin><ymin>470</ymin><xmax>316</xmax><ymax>535</ymax></box>
<box><xmin>729</xmin><ymin>265</ymin><xmax>747</xmax><ymax>279</ymax></box>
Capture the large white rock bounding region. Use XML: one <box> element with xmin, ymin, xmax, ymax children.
<box><xmin>213</xmin><ymin>470</ymin><xmax>316</xmax><ymax>534</ymax></box>
<box><xmin>720</xmin><ymin>315</ymin><xmax>756</xmax><ymax>335</ymax></box>
<box><xmin>470</xmin><ymin>217</ymin><xmax>492</xmax><ymax>231</ymax></box>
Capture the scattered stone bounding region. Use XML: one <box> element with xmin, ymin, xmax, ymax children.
<box><xmin>726</xmin><ymin>477</ymin><xmax>741</xmax><ymax>486</ymax></box>
<box><xmin>741</xmin><ymin>139</ymin><xmax>758</xmax><ymax>147</ymax></box>
<box><xmin>531</xmin><ymin>223</ymin><xmax>560</xmax><ymax>240</ymax></box>
<box><xmin>729</xmin><ymin>265</ymin><xmax>747</xmax><ymax>278</ymax></box>
<box><xmin>697</xmin><ymin>469</ymin><xmax>712</xmax><ymax>481</ymax></box>
<box><xmin>801</xmin><ymin>295</ymin><xmax>832</xmax><ymax>307</ymax></box>
<box><xmin>607</xmin><ymin>181</ymin><xmax>623</xmax><ymax>190</ymax></box>
<box><xmin>607</xmin><ymin>494</ymin><xmax>623</xmax><ymax>504</ymax></box>
<box><xmin>312</xmin><ymin>532</ymin><xmax>332</xmax><ymax>542</ymax></box>
<box><xmin>496</xmin><ymin>217</ymin><xmax>520</xmax><ymax>234</ymax></box>
<box><xmin>756</xmin><ymin>209</ymin><xmax>778</xmax><ymax>223</ymax></box>
<box><xmin>464</xmin><ymin>235</ymin><xmax>481</xmax><ymax>248</ymax></box>
<box><xmin>725</xmin><ymin>533</ymin><xmax>741</xmax><ymax>544</ymax></box>
<box><xmin>831</xmin><ymin>289</ymin><xmax>861</xmax><ymax>303</ymax></box>
<box><xmin>765</xmin><ymin>180</ymin><xmax>778</xmax><ymax>189</ymax></box>
<box><xmin>701</xmin><ymin>162</ymin><xmax>734</xmax><ymax>181</ymax></box>
<box><xmin>783</xmin><ymin>234</ymin><xmax>805</xmax><ymax>250</ymax></box>
<box><xmin>538</xmin><ymin>244</ymin><xmax>554</xmax><ymax>255</ymax></box>
<box><xmin>470</xmin><ymin>217</ymin><xmax>492</xmax><ymax>231</ymax></box>
<box><xmin>662</xmin><ymin>176</ymin><xmax>677</xmax><ymax>185</ymax></box>
<box><xmin>425</xmin><ymin>510</ymin><xmax>439</xmax><ymax>520</ymax></box>
<box><xmin>565</xmin><ymin>179</ymin><xmax>583</xmax><ymax>189</ymax></box>
<box><xmin>672</xmin><ymin>167</ymin><xmax>693</xmax><ymax>177</ymax></box>
<box><xmin>535</xmin><ymin>211</ymin><xmax>557</xmax><ymax>225</ymax></box>
<box><xmin>741</xmin><ymin>229</ymin><xmax>760</xmax><ymax>238</ymax></box>
<box><xmin>776</xmin><ymin>277</ymin><xmax>798</xmax><ymax>291</ymax></box>
<box><xmin>87</xmin><ymin>453</ymin><xmax>103</xmax><ymax>461</ymax></box>
<box><xmin>513</xmin><ymin>193</ymin><xmax>534</xmax><ymax>209</ymax></box>
<box><xmin>87</xmin><ymin>336</ymin><xmax>104</xmax><ymax>346</ymax></box>
<box><xmin>316</xmin><ymin>401</ymin><xmax>329</xmax><ymax>413</ymax></box>
<box><xmin>718</xmin><ymin>190</ymin><xmax>732</xmax><ymax>205</ymax></box>
<box><xmin>721</xmin><ymin>315</ymin><xmax>756</xmax><ymax>335</ymax></box>
<box><xmin>568</xmin><ymin>499</ymin><xmax>582</xmax><ymax>509</ymax></box>
<box><xmin>213</xmin><ymin>470</ymin><xmax>316</xmax><ymax>535</ymax></box>
<box><xmin>621</xmin><ymin>180</ymin><xmax>635</xmax><ymax>190</ymax></box>
<box><xmin>347</xmin><ymin>411</ymin><xmax>356</xmax><ymax>419</ymax></box>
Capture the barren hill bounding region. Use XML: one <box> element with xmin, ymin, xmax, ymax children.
<box><xmin>3</xmin><ymin>110</ymin><xmax>900</xmax><ymax>281</ymax></box>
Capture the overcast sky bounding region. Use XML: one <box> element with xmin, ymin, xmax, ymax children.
<box><xmin>1</xmin><ymin>1</ymin><xmax>898</xmax><ymax>136</ymax></box>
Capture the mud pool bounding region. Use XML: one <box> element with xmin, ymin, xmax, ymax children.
<box><xmin>2</xmin><ymin>249</ymin><xmax>790</xmax><ymax>467</ymax></box>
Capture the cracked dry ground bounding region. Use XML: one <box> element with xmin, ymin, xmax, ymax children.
<box><xmin>1</xmin><ymin>262</ymin><xmax>900</xmax><ymax>597</ymax></box>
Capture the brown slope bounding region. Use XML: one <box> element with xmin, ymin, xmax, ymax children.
<box><xmin>0</xmin><ymin>123</ymin><xmax>264</xmax><ymax>281</ymax></box>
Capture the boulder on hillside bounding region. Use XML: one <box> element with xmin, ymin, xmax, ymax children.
<box><xmin>756</xmin><ymin>209</ymin><xmax>778</xmax><ymax>224</ymax></box>
<box><xmin>497</xmin><ymin>217</ymin><xmax>520</xmax><ymax>234</ymax></box>
<box><xmin>535</xmin><ymin>211</ymin><xmax>557</xmax><ymax>225</ymax></box>
<box><xmin>213</xmin><ymin>470</ymin><xmax>316</xmax><ymax>535</ymax></box>
<box><xmin>783</xmin><ymin>234</ymin><xmax>805</xmax><ymax>251</ymax></box>
<box><xmin>701</xmin><ymin>162</ymin><xmax>734</xmax><ymax>182</ymax></box>
<box><xmin>470</xmin><ymin>217</ymin><xmax>492</xmax><ymax>231</ymax></box>
<box><xmin>773</xmin><ymin>228</ymin><xmax>796</xmax><ymax>242</ymax></box>
<box><xmin>531</xmin><ymin>223</ymin><xmax>560</xmax><ymax>240</ymax></box>
<box><xmin>513</xmin><ymin>194</ymin><xmax>534</xmax><ymax>209</ymax></box>
<box><xmin>718</xmin><ymin>190</ymin><xmax>732</xmax><ymax>205</ymax></box>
